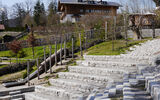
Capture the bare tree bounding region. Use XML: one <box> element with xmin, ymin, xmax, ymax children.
<box><xmin>23</xmin><ymin>13</ymin><xmax>34</xmax><ymax>26</ymax></box>
<box><xmin>7</xmin><ymin>40</ymin><xmax>22</xmax><ymax>62</ymax></box>
<box><xmin>24</xmin><ymin>0</ymin><xmax>33</xmax><ymax>14</ymax></box>
<box><xmin>80</xmin><ymin>13</ymin><xmax>106</xmax><ymax>30</ymax></box>
<box><xmin>153</xmin><ymin>0</ymin><xmax>160</xmax><ymax>7</ymax></box>
<box><xmin>12</xmin><ymin>3</ymin><xmax>26</xmax><ymax>27</ymax></box>
<box><xmin>27</xmin><ymin>30</ymin><xmax>36</xmax><ymax>58</ymax></box>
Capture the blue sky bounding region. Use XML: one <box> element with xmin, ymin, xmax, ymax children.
<box><xmin>0</xmin><ymin>0</ymin><xmax>50</xmax><ymax>8</ymax></box>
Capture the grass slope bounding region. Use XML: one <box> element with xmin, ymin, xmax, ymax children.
<box><xmin>86</xmin><ymin>39</ymin><xmax>149</xmax><ymax>55</ymax></box>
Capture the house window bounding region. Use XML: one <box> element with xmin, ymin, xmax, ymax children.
<box><xmin>80</xmin><ymin>9</ymin><xmax>83</xmax><ymax>13</ymax></box>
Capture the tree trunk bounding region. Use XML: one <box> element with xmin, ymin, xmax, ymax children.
<box><xmin>132</xmin><ymin>27</ymin><xmax>143</xmax><ymax>40</ymax></box>
<box><xmin>32</xmin><ymin>46</ymin><xmax>34</xmax><ymax>58</ymax></box>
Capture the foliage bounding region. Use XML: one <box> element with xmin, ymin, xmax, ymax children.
<box><xmin>33</xmin><ymin>0</ymin><xmax>46</xmax><ymax>26</ymax></box>
<box><xmin>76</xmin><ymin>31</ymin><xmax>85</xmax><ymax>47</ymax></box>
<box><xmin>27</xmin><ymin>33</ymin><xmax>36</xmax><ymax>58</ymax></box>
<box><xmin>80</xmin><ymin>13</ymin><xmax>106</xmax><ymax>29</ymax></box>
<box><xmin>155</xmin><ymin>10</ymin><xmax>160</xmax><ymax>28</ymax></box>
<box><xmin>27</xmin><ymin>33</ymin><xmax>36</xmax><ymax>47</ymax></box>
<box><xmin>0</xmin><ymin>7</ymin><xmax>8</xmax><ymax>27</ymax></box>
<box><xmin>17</xmin><ymin>50</ymin><xmax>26</xmax><ymax>58</ymax></box>
<box><xmin>23</xmin><ymin>13</ymin><xmax>34</xmax><ymax>27</ymax></box>
<box><xmin>153</xmin><ymin>0</ymin><xmax>160</xmax><ymax>7</ymax></box>
<box><xmin>12</xmin><ymin>3</ymin><xmax>26</xmax><ymax>27</ymax></box>
<box><xmin>7</xmin><ymin>40</ymin><xmax>22</xmax><ymax>56</ymax></box>
<box><xmin>47</xmin><ymin>1</ymin><xmax>59</xmax><ymax>26</ymax></box>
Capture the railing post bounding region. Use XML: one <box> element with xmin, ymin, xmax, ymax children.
<box><xmin>124</xmin><ymin>14</ymin><xmax>128</xmax><ymax>46</ymax></box>
<box><xmin>10</xmin><ymin>58</ymin><xmax>11</xmax><ymax>64</ymax></box>
<box><xmin>105</xmin><ymin>21</ymin><xmax>108</xmax><ymax>40</ymax></box>
<box><xmin>55</xmin><ymin>41</ymin><xmax>57</xmax><ymax>66</ymax></box>
<box><xmin>79</xmin><ymin>33</ymin><xmax>83</xmax><ymax>57</ymax></box>
<box><xmin>60</xmin><ymin>37</ymin><xmax>62</xmax><ymax>65</ymax></box>
<box><xmin>64</xmin><ymin>39</ymin><xmax>66</xmax><ymax>60</ymax></box>
<box><xmin>43</xmin><ymin>46</ymin><xmax>47</xmax><ymax>73</ymax></box>
<box><xmin>36</xmin><ymin>58</ymin><xmax>40</xmax><ymax>80</ymax></box>
<box><xmin>72</xmin><ymin>38</ymin><xmax>74</xmax><ymax>59</ymax></box>
<box><xmin>49</xmin><ymin>45</ymin><xmax>52</xmax><ymax>74</ymax></box>
<box><xmin>27</xmin><ymin>60</ymin><xmax>30</xmax><ymax>86</ymax></box>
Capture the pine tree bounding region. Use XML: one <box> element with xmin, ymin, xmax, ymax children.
<box><xmin>33</xmin><ymin>0</ymin><xmax>41</xmax><ymax>26</ymax></box>
<box><xmin>33</xmin><ymin>0</ymin><xmax>46</xmax><ymax>26</ymax></box>
<box><xmin>47</xmin><ymin>1</ymin><xmax>59</xmax><ymax>26</ymax></box>
<box><xmin>0</xmin><ymin>9</ymin><xmax>8</xmax><ymax>27</ymax></box>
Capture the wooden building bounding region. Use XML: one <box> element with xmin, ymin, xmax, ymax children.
<box><xmin>0</xmin><ymin>24</ymin><xmax>5</xmax><ymax>32</ymax></box>
<box><xmin>58</xmin><ymin>0</ymin><xmax>121</xmax><ymax>23</ymax></box>
<box><xmin>129</xmin><ymin>13</ymin><xmax>156</xmax><ymax>28</ymax></box>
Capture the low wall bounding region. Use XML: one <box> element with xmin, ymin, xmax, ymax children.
<box><xmin>127</xmin><ymin>29</ymin><xmax>160</xmax><ymax>38</ymax></box>
<box><xmin>0</xmin><ymin>61</ymin><xmax>35</xmax><ymax>76</ymax></box>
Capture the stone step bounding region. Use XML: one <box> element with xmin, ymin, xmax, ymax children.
<box><xmin>11</xmin><ymin>98</ymin><xmax>23</xmax><ymax>100</ymax></box>
<box><xmin>83</xmin><ymin>55</ymin><xmax>150</xmax><ymax>64</ymax></box>
<box><xmin>123</xmin><ymin>95</ymin><xmax>152</xmax><ymax>100</ymax></box>
<box><xmin>84</xmin><ymin>55</ymin><xmax>150</xmax><ymax>61</ymax></box>
<box><xmin>0</xmin><ymin>94</ymin><xmax>24</xmax><ymax>100</ymax></box>
<box><xmin>68</xmin><ymin>66</ymin><xmax>126</xmax><ymax>77</ymax></box>
<box><xmin>76</xmin><ymin>60</ymin><xmax>137</xmax><ymax>69</ymax></box>
<box><xmin>0</xmin><ymin>95</ymin><xmax>11</xmax><ymax>100</ymax></box>
<box><xmin>34</xmin><ymin>85</ymin><xmax>86</xmax><ymax>100</ymax></box>
<box><xmin>11</xmin><ymin>94</ymin><xmax>24</xmax><ymax>99</ymax></box>
<box><xmin>9</xmin><ymin>91</ymin><xmax>21</xmax><ymax>95</ymax></box>
<box><xmin>58</xmin><ymin>72</ymin><xmax>119</xmax><ymax>84</ymax></box>
<box><xmin>25</xmin><ymin>92</ymin><xmax>67</xmax><ymax>100</ymax></box>
<box><xmin>49</xmin><ymin>78</ymin><xmax>103</xmax><ymax>93</ymax></box>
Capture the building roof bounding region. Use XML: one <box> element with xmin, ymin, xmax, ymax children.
<box><xmin>129</xmin><ymin>13</ymin><xmax>156</xmax><ymax>16</ymax></box>
<box><xmin>59</xmin><ymin>0</ymin><xmax>122</xmax><ymax>7</ymax></box>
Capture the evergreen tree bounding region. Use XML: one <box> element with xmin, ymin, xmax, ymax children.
<box><xmin>33</xmin><ymin>0</ymin><xmax>41</xmax><ymax>26</ymax></box>
<box><xmin>47</xmin><ymin>1</ymin><xmax>59</xmax><ymax>26</ymax></box>
<box><xmin>0</xmin><ymin>8</ymin><xmax>8</xmax><ymax>27</ymax></box>
<box><xmin>33</xmin><ymin>0</ymin><xmax>46</xmax><ymax>26</ymax></box>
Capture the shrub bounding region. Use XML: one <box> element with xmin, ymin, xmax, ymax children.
<box><xmin>17</xmin><ymin>50</ymin><xmax>26</xmax><ymax>58</ymax></box>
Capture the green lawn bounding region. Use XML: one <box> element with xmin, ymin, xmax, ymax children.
<box><xmin>0</xmin><ymin>44</ymin><xmax>62</xmax><ymax>60</ymax></box>
<box><xmin>19</xmin><ymin>33</ymin><xmax>48</xmax><ymax>41</ymax></box>
<box><xmin>86</xmin><ymin>39</ymin><xmax>149</xmax><ymax>55</ymax></box>
<box><xmin>0</xmin><ymin>65</ymin><xmax>8</xmax><ymax>69</ymax></box>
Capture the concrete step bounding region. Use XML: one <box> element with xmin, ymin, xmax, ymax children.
<box><xmin>49</xmin><ymin>78</ymin><xmax>103</xmax><ymax>93</ymax></box>
<box><xmin>9</xmin><ymin>91</ymin><xmax>21</xmax><ymax>95</ymax></box>
<box><xmin>58</xmin><ymin>72</ymin><xmax>119</xmax><ymax>84</ymax></box>
<box><xmin>11</xmin><ymin>94</ymin><xmax>24</xmax><ymax>99</ymax></box>
<box><xmin>25</xmin><ymin>92</ymin><xmax>67</xmax><ymax>100</ymax></box>
<box><xmin>34</xmin><ymin>85</ymin><xmax>86</xmax><ymax>100</ymax></box>
<box><xmin>0</xmin><ymin>86</ymin><xmax>34</xmax><ymax>97</ymax></box>
<box><xmin>0</xmin><ymin>94</ymin><xmax>24</xmax><ymax>100</ymax></box>
<box><xmin>11</xmin><ymin>98</ymin><xmax>23</xmax><ymax>100</ymax></box>
<box><xmin>76</xmin><ymin>60</ymin><xmax>137</xmax><ymax>70</ymax></box>
<box><xmin>0</xmin><ymin>95</ymin><xmax>11</xmax><ymax>100</ymax></box>
<box><xmin>83</xmin><ymin>55</ymin><xmax>150</xmax><ymax>64</ymax></box>
<box><xmin>68</xmin><ymin>66</ymin><xmax>125</xmax><ymax>77</ymax></box>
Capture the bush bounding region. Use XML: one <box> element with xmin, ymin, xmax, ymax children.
<box><xmin>22</xmin><ymin>70</ymin><xmax>27</xmax><ymax>79</ymax></box>
<box><xmin>76</xmin><ymin>30</ymin><xmax>85</xmax><ymax>47</ymax></box>
<box><xmin>17</xmin><ymin>50</ymin><xmax>26</xmax><ymax>58</ymax></box>
<box><xmin>10</xmin><ymin>51</ymin><xmax>16</xmax><ymax>57</ymax></box>
<box><xmin>67</xmin><ymin>35</ymin><xmax>77</xmax><ymax>49</ymax></box>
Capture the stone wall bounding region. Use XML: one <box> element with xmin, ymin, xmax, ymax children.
<box><xmin>127</xmin><ymin>29</ymin><xmax>160</xmax><ymax>38</ymax></box>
